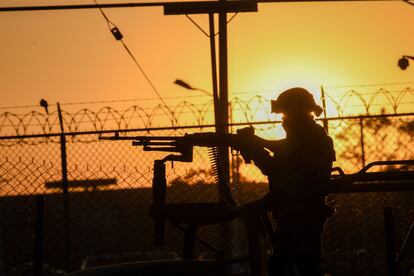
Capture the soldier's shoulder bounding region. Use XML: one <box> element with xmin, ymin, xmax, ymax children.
<box><xmin>309</xmin><ymin>123</ymin><xmax>330</xmax><ymax>139</ymax></box>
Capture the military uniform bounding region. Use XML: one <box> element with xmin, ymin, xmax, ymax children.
<box><xmin>238</xmin><ymin>87</ymin><xmax>336</xmax><ymax>276</ymax></box>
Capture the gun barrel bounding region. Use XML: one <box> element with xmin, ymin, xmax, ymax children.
<box><xmin>134</xmin><ymin>136</ymin><xmax>182</xmax><ymax>140</ymax></box>
<box><xmin>100</xmin><ymin>132</ymin><xmax>257</xmax><ymax>161</ymax></box>
<box><xmin>142</xmin><ymin>147</ymin><xmax>184</xmax><ymax>152</ymax></box>
<box><xmin>100</xmin><ymin>135</ymin><xmax>182</xmax><ymax>141</ymax></box>
<box><xmin>132</xmin><ymin>141</ymin><xmax>177</xmax><ymax>146</ymax></box>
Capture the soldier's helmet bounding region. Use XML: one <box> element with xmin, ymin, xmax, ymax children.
<box><xmin>271</xmin><ymin>87</ymin><xmax>323</xmax><ymax>116</ymax></box>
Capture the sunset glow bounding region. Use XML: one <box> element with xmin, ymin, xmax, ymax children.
<box><xmin>0</xmin><ymin>1</ymin><xmax>413</xmax><ymax>115</ymax></box>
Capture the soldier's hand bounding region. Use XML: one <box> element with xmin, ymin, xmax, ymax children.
<box><xmin>235</xmin><ymin>126</ymin><xmax>256</xmax><ymax>149</ymax></box>
<box><xmin>236</xmin><ymin>126</ymin><xmax>255</xmax><ymax>137</ymax></box>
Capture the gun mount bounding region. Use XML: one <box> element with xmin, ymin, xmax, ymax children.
<box><xmin>100</xmin><ymin>129</ymin><xmax>269</xmax><ymax>275</ymax></box>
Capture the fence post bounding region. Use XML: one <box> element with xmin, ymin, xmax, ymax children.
<box><xmin>359</xmin><ymin>117</ymin><xmax>366</xmax><ymax>168</ymax></box>
<box><xmin>57</xmin><ymin>103</ymin><xmax>70</xmax><ymax>271</ymax></box>
<box><xmin>320</xmin><ymin>86</ymin><xmax>329</xmax><ymax>134</ymax></box>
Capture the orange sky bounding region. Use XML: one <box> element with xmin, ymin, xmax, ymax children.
<box><xmin>1</xmin><ymin>0</ymin><xmax>413</xmax><ymax>111</ymax></box>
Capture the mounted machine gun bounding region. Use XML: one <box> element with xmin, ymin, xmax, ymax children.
<box><xmin>100</xmin><ymin>128</ymin><xmax>265</xmax><ymax>266</ymax></box>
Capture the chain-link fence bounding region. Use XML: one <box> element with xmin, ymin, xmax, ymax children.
<box><xmin>0</xmin><ymin>91</ymin><xmax>413</xmax><ymax>275</ymax></box>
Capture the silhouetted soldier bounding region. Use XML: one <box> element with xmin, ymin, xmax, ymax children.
<box><xmin>238</xmin><ymin>87</ymin><xmax>336</xmax><ymax>276</ymax></box>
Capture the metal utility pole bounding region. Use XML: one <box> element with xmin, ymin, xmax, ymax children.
<box><xmin>218</xmin><ymin>0</ymin><xmax>229</xmax><ymax>134</ymax></box>
<box><xmin>165</xmin><ymin>0</ymin><xmax>257</xmax><ymax>258</ymax></box>
<box><xmin>208</xmin><ymin>12</ymin><xmax>220</xmax><ymax>132</ymax></box>
<box><xmin>164</xmin><ymin>1</ymin><xmax>257</xmax><ymax>202</ymax></box>
<box><xmin>218</xmin><ymin>0</ymin><xmax>230</xmax><ymax>187</ymax></box>
<box><xmin>57</xmin><ymin>103</ymin><xmax>70</xmax><ymax>270</ymax></box>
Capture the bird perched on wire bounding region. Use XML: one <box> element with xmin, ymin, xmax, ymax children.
<box><xmin>40</xmin><ymin>99</ymin><xmax>49</xmax><ymax>114</ymax></box>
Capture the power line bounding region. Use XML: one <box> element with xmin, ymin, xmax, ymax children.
<box><xmin>93</xmin><ymin>0</ymin><xmax>117</xmax><ymax>29</ymax></box>
<box><xmin>0</xmin><ymin>104</ymin><xmax>42</xmax><ymax>110</ymax></box>
<box><xmin>324</xmin><ymin>81</ymin><xmax>414</xmax><ymax>89</ymax></box>
<box><xmin>92</xmin><ymin>0</ymin><xmax>173</xmax><ymax>113</ymax></box>
<box><xmin>403</xmin><ymin>0</ymin><xmax>414</xmax><ymax>7</ymax></box>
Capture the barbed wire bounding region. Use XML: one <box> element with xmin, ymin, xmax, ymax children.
<box><xmin>4</xmin><ymin>82</ymin><xmax>414</xmax><ymax>111</ymax></box>
<box><xmin>0</xmin><ymin>87</ymin><xmax>413</xmax><ymax>138</ymax></box>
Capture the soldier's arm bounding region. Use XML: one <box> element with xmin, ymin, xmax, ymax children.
<box><xmin>238</xmin><ymin>136</ymin><xmax>287</xmax><ymax>176</ymax></box>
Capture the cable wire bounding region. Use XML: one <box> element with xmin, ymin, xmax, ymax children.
<box><xmin>93</xmin><ymin>0</ymin><xmax>116</xmax><ymax>28</ymax></box>
<box><xmin>324</xmin><ymin>81</ymin><xmax>414</xmax><ymax>89</ymax></box>
<box><xmin>92</xmin><ymin>0</ymin><xmax>173</xmax><ymax>115</ymax></box>
<box><xmin>185</xmin><ymin>12</ymin><xmax>239</xmax><ymax>37</ymax></box>
<box><xmin>403</xmin><ymin>0</ymin><xmax>414</xmax><ymax>7</ymax></box>
<box><xmin>185</xmin><ymin>14</ymin><xmax>210</xmax><ymax>37</ymax></box>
